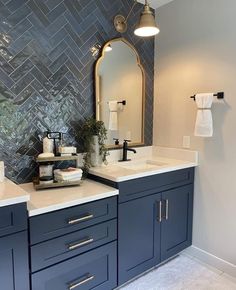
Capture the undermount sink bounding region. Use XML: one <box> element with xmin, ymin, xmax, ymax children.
<box><xmin>116</xmin><ymin>160</ymin><xmax>168</xmax><ymax>171</ymax></box>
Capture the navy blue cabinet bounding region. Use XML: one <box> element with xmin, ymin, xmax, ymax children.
<box><xmin>116</xmin><ymin>168</ymin><xmax>194</xmax><ymax>286</ymax></box>
<box><xmin>31</xmin><ymin>219</ymin><xmax>117</xmax><ymax>272</ymax></box>
<box><xmin>0</xmin><ymin>231</ymin><xmax>29</xmax><ymax>290</ymax></box>
<box><xmin>118</xmin><ymin>193</ymin><xmax>161</xmax><ymax>285</ymax></box>
<box><xmin>161</xmin><ymin>185</ymin><xmax>193</xmax><ymax>261</ymax></box>
<box><xmin>30</xmin><ymin>197</ymin><xmax>117</xmax><ymax>244</ymax></box>
<box><xmin>0</xmin><ymin>204</ymin><xmax>29</xmax><ymax>290</ymax></box>
<box><xmin>0</xmin><ymin>203</ymin><xmax>27</xmax><ymax>238</ymax></box>
<box><xmin>29</xmin><ymin>197</ymin><xmax>118</xmax><ymax>290</ymax></box>
<box><xmin>32</xmin><ymin>242</ymin><xmax>117</xmax><ymax>290</ymax></box>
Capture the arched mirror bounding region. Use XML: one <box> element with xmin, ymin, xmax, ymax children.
<box><xmin>95</xmin><ymin>38</ymin><xmax>145</xmax><ymax>148</ymax></box>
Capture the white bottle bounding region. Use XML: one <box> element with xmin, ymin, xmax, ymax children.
<box><xmin>0</xmin><ymin>161</ymin><xmax>5</xmax><ymax>182</ymax></box>
<box><xmin>43</xmin><ymin>137</ymin><xmax>54</xmax><ymax>153</ymax></box>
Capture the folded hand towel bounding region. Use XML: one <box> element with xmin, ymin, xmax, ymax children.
<box><xmin>54</xmin><ymin>172</ymin><xmax>82</xmax><ymax>178</ymax></box>
<box><xmin>54</xmin><ymin>175</ymin><xmax>82</xmax><ymax>182</ymax></box>
<box><xmin>54</xmin><ymin>168</ymin><xmax>83</xmax><ymax>178</ymax></box>
<box><xmin>194</xmin><ymin>93</ymin><xmax>214</xmax><ymax>137</ymax></box>
<box><xmin>108</xmin><ymin>101</ymin><xmax>118</xmax><ymax>131</ymax></box>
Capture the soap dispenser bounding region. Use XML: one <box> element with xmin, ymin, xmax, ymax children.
<box><xmin>113</xmin><ymin>138</ymin><xmax>120</xmax><ymax>146</ymax></box>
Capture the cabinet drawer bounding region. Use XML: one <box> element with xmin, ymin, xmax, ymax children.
<box><xmin>0</xmin><ymin>203</ymin><xmax>27</xmax><ymax>237</ymax></box>
<box><xmin>31</xmin><ymin>241</ymin><xmax>117</xmax><ymax>290</ymax></box>
<box><xmin>31</xmin><ymin>219</ymin><xmax>117</xmax><ymax>272</ymax></box>
<box><xmin>118</xmin><ymin>168</ymin><xmax>194</xmax><ymax>203</ymax></box>
<box><xmin>30</xmin><ymin>197</ymin><xmax>117</xmax><ymax>244</ymax></box>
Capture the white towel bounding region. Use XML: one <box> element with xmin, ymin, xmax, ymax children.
<box><xmin>54</xmin><ymin>175</ymin><xmax>82</xmax><ymax>182</ymax></box>
<box><xmin>108</xmin><ymin>101</ymin><xmax>118</xmax><ymax>131</ymax></box>
<box><xmin>194</xmin><ymin>93</ymin><xmax>214</xmax><ymax>137</ymax></box>
<box><xmin>54</xmin><ymin>173</ymin><xmax>82</xmax><ymax>179</ymax></box>
<box><xmin>54</xmin><ymin>168</ymin><xmax>83</xmax><ymax>179</ymax></box>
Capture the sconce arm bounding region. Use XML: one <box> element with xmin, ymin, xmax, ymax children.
<box><xmin>124</xmin><ymin>0</ymin><xmax>138</xmax><ymax>23</ymax></box>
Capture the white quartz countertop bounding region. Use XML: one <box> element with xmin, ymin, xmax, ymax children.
<box><xmin>0</xmin><ymin>147</ymin><xmax>198</xmax><ymax>216</ymax></box>
<box><xmin>0</xmin><ymin>178</ymin><xmax>30</xmax><ymax>207</ymax></box>
<box><xmin>20</xmin><ymin>180</ymin><xmax>118</xmax><ymax>217</ymax></box>
<box><xmin>89</xmin><ymin>146</ymin><xmax>198</xmax><ymax>182</ymax></box>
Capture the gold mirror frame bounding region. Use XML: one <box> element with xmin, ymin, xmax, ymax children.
<box><xmin>95</xmin><ymin>37</ymin><xmax>145</xmax><ymax>149</ymax></box>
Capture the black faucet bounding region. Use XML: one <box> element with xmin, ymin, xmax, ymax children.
<box><xmin>119</xmin><ymin>140</ymin><xmax>137</xmax><ymax>162</ymax></box>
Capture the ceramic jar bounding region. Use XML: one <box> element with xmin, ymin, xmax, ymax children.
<box><xmin>91</xmin><ymin>135</ymin><xmax>103</xmax><ymax>167</ymax></box>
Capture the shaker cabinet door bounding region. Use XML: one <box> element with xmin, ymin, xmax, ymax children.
<box><xmin>0</xmin><ymin>231</ymin><xmax>29</xmax><ymax>290</ymax></box>
<box><xmin>161</xmin><ymin>185</ymin><xmax>194</xmax><ymax>261</ymax></box>
<box><xmin>118</xmin><ymin>193</ymin><xmax>162</xmax><ymax>285</ymax></box>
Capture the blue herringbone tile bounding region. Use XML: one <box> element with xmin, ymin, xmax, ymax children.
<box><xmin>0</xmin><ymin>0</ymin><xmax>154</xmax><ymax>183</ymax></box>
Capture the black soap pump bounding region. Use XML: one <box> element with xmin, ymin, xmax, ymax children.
<box><xmin>113</xmin><ymin>138</ymin><xmax>120</xmax><ymax>146</ymax></box>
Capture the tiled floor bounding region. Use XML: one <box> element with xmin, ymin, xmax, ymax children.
<box><xmin>119</xmin><ymin>255</ymin><xmax>236</xmax><ymax>290</ymax></box>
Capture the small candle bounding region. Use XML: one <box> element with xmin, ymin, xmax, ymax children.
<box><xmin>43</xmin><ymin>137</ymin><xmax>54</xmax><ymax>153</ymax></box>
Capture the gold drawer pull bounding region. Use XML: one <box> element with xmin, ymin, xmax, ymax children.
<box><xmin>68</xmin><ymin>238</ymin><xmax>94</xmax><ymax>251</ymax></box>
<box><xmin>68</xmin><ymin>275</ymin><xmax>94</xmax><ymax>290</ymax></box>
<box><xmin>68</xmin><ymin>214</ymin><xmax>94</xmax><ymax>225</ymax></box>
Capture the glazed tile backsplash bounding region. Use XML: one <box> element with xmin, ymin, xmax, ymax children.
<box><xmin>0</xmin><ymin>0</ymin><xmax>154</xmax><ymax>183</ymax></box>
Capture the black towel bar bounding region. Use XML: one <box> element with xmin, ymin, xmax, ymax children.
<box><xmin>190</xmin><ymin>92</ymin><xmax>224</xmax><ymax>101</ymax></box>
<box><xmin>117</xmin><ymin>100</ymin><xmax>126</xmax><ymax>105</ymax></box>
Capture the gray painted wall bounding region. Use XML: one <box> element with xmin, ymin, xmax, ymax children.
<box><xmin>154</xmin><ymin>0</ymin><xmax>236</xmax><ymax>266</ymax></box>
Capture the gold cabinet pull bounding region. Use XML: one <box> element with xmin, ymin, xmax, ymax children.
<box><xmin>68</xmin><ymin>275</ymin><xmax>94</xmax><ymax>290</ymax></box>
<box><xmin>67</xmin><ymin>214</ymin><xmax>94</xmax><ymax>225</ymax></box>
<box><xmin>68</xmin><ymin>238</ymin><xmax>94</xmax><ymax>251</ymax></box>
<box><xmin>165</xmin><ymin>199</ymin><xmax>169</xmax><ymax>220</ymax></box>
<box><xmin>157</xmin><ymin>201</ymin><xmax>162</xmax><ymax>223</ymax></box>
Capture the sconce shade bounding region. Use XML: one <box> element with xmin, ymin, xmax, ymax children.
<box><xmin>134</xmin><ymin>4</ymin><xmax>160</xmax><ymax>37</ymax></box>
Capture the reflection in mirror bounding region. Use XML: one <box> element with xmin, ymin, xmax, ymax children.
<box><xmin>95</xmin><ymin>38</ymin><xmax>145</xmax><ymax>148</ymax></box>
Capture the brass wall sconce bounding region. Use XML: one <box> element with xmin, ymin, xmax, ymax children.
<box><xmin>90</xmin><ymin>43</ymin><xmax>102</xmax><ymax>57</ymax></box>
<box><xmin>114</xmin><ymin>0</ymin><xmax>160</xmax><ymax>37</ymax></box>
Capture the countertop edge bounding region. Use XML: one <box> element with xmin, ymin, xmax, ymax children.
<box><xmin>90</xmin><ymin>162</ymin><xmax>197</xmax><ymax>182</ymax></box>
<box><xmin>0</xmin><ymin>195</ymin><xmax>30</xmax><ymax>208</ymax></box>
<box><xmin>28</xmin><ymin>190</ymin><xmax>119</xmax><ymax>217</ymax></box>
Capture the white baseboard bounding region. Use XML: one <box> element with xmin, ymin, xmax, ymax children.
<box><xmin>183</xmin><ymin>246</ymin><xmax>236</xmax><ymax>278</ymax></box>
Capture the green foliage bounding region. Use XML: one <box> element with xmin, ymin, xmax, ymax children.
<box><xmin>79</xmin><ymin>117</ymin><xmax>108</xmax><ymax>176</ymax></box>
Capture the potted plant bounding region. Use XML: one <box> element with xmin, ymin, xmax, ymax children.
<box><xmin>79</xmin><ymin>117</ymin><xmax>108</xmax><ymax>175</ymax></box>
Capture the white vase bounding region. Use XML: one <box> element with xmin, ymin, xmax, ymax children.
<box><xmin>91</xmin><ymin>135</ymin><xmax>103</xmax><ymax>167</ymax></box>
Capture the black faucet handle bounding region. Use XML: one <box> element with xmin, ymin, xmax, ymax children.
<box><xmin>113</xmin><ymin>138</ymin><xmax>119</xmax><ymax>145</ymax></box>
<box><xmin>124</xmin><ymin>139</ymin><xmax>131</xmax><ymax>143</ymax></box>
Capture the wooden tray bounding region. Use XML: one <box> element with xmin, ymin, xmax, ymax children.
<box><xmin>33</xmin><ymin>180</ymin><xmax>82</xmax><ymax>191</ymax></box>
<box><xmin>36</xmin><ymin>155</ymin><xmax>80</xmax><ymax>163</ymax></box>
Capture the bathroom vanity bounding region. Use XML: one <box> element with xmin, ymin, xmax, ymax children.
<box><xmin>89</xmin><ymin>152</ymin><xmax>196</xmax><ymax>286</ymax></box>
<box><xmin>0</xmin><ymin>148</ymin><xmax>197</xmax><ymax>290</ymax></box>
